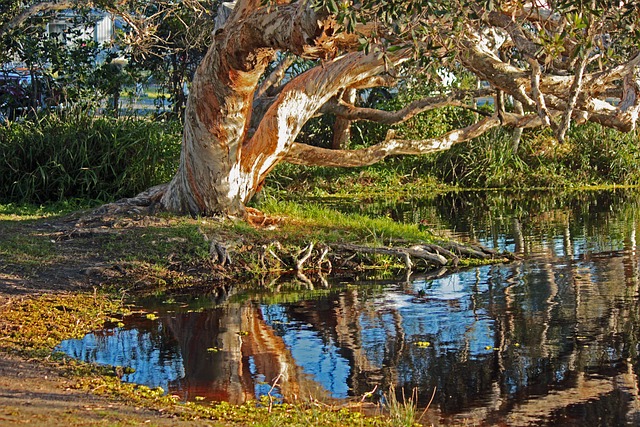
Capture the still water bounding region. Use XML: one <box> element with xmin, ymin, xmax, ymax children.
<box><xmin>58</xmin><ymin>190</ymin><xmax>640</xmax><ymax>425</ymax></box>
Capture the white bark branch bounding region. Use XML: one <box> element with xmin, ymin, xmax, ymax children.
<box><xmin>283</xmin><ymin>116</ymin><xmax>501</xmax><ymax>167</ymax></box>
<box><xmin>556</xmin><ymin>51</ymin><xmax>590</xmax><ymax>142</ymax></box>
<box><xmin>242</xmin><ymin>48</ymin><xmax>413</xmax><ymax>182</ymax></box>
<box><xmin>527</xmin><ymin>57</ymin><xmax>553</xmax><ymax>128</ymax></box>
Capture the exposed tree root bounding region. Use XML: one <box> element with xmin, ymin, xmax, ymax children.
<box><xmin>331</xmin><ymin>241</ymin><xmax>507</xmax><ymax>272</ymax></box>
<box><xmin>69</xmin><ymin>197</ymin><xmax>517</xmax><ymax>289</ymax></box>
<box><xmin>77</xmin><ymin>184</ymin><xmax>168</xmax><ymax>227</ymax></box>
<box><xmin>251</xmin><ymin>238</ymin><xmax>514</xmax><ymax>279</ymax></box>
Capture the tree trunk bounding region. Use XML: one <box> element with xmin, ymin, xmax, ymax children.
<box><xmin>156</xmin><ymin>0</ymin><xmax>404</xmax><ymax>216</ymax></box>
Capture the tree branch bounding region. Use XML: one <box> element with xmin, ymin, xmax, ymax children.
<box><xmin>1</xmin><ymin>1</ymin><xmax>77</xmax><ymax>36</ymax></box>
<box><xmin>484</xmin><ymin>10</ymin><xmax>541</xmax><ymax>59</ymax></box>
<box><xmin>283</xmin><ymin>116</ymin><xmax>501</xmax><ymax>167</ymax></box>
<box><xmin>242</xmin><ymin>48</ymin><xmax>413</xmax><ymax>180</ymax></box>
<box><xmin>255</xmin><ymin>55</ymin><xmax>296</xmax><ymax>99</ymax></box>
<box><xmin>320</xmin><ymin>89</ymin><xmax>492</xmax><ymax>125</ymax></box>
<box><xmin>556</xmin><ymin>49</ymin><xmax>591</xmax><ymax>142</ymax></box>
<box><xmin>527</xmin><ymin>57</ymin><xmax>553</xmax><ymax>128</ymax></box>
<box><xmin>331</xmin><ymin>88</ymin><xmax>356</xmax><ymax>149</ymax></box>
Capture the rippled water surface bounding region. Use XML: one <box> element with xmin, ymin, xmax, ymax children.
<box><xmin>58</xmin><ymin>190</ymin><xmax>640</xmax><ymax>425</ymax></box>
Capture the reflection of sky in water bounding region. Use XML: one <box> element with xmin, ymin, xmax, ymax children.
<box><xmin>261</xmin><ymin>305</ymin><xmax>351</xmax><ymax>398</ymax></box>
<box><xmin>249</xmin><ymin>356</ymin><xmax>281</xmax><ymax>399</ymax></box>
<box><xmin>406</xmin><ymin>270</ymin><xmax>495</xmax><ymax>356</ymax></box>
<box><xmin>260</xmin><ymin>268</ymin><xmax>498</xmax><ymax>398</ymax></box>
<box><xmin>57</xmin><ymin>325</ymin><xmax>185</xmax><ymax>391</ymax></box>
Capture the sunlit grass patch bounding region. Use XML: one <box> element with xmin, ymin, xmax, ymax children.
<box><xmin>256</xmin><ymin>199</ymin><xmax>436</xmax><ymax>245</ymax></box>
<box><xmin>0</xmin><ymin>228</ymin><xmax>60</xmax><ymax>267</ymax></box>
<box><xmin>0</xmin><ymin>200</ymin><xmax>96</xmax><ymax>221</ymax></box>
<box><xmin>102</xmin><ymin>221</ymin><xmax>211</xmax><ymax>265</ymax></box>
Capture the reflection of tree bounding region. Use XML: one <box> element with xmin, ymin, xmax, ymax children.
<box><xmin>162</xmin><ymin>303</ymin><xmax>330</xmax><ymax>404</ymax></box>
<box><xmin>452</xmin><ymin>199</ymin><xmax>640</xmax><ymax>424</ymax></box>
<box><xmin>273</xmin><ymin>195</ymin><xmax>640</xmax><ymax>425</ymax></box>
<box><xmin>58</xmin><ymin>192</ymin><xmax>640</xmax><ymax>424</ymax></box>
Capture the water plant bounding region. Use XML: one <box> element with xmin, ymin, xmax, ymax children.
<box><xmin>384</xmin><ymin>386</ymin><xmax>419</xmax><ymax>427</ymax></box>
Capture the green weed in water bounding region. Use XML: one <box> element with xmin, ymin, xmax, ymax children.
<box><xmin>384</xmin><ymin>386</ymin><xmax>420</xmax><ymax>427</ymax></box>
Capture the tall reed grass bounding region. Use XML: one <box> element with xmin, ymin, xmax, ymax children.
<box><xmin>0</xmin><ymin>110</ymin><xmax>181</xmax><ymax>203</ymax></box>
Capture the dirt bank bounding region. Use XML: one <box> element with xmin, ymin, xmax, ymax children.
<box><xmin>0</xmin><ymin>353</ymin><xmax>214</xmax><ymax>426</ymax></box>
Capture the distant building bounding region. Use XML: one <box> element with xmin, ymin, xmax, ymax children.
<box><xmin>44</xmin><ymin>10</ymin><xmax>123</xmax><ymax>63</ymax></box>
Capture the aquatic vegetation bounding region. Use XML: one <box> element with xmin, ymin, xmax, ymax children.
<box><xmin>0</xmin><ymin>293</ymin><xmax>128</xmax><ymax>358</ymax></box>
<box><xmin>384</xmin><ymin>386</ymin><xmax>419</xmax><ymax>427</ymax></box>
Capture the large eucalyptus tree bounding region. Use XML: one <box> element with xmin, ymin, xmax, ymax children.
<box><xmin>5</xmin><ymin>1</ymin><xmax>640</xmax><ymax>218</ymax></box>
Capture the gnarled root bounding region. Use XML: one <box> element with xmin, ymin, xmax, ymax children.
<box><xmin>331</xmin><ymin>240</ymin><xmax>510</xmax><ymax>273</ymax></box>
<box><xmin>76</xmin><ymin>184</ymin><xmax>168</xmax><ymax>227</ymax></box>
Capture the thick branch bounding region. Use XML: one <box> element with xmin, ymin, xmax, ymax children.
<box><xmin>284</xmin><ymin>116</ymin><xmax>501</xmax><ymax>167</ymax></box>
<box><xmin>460</xmin><ymin>37</ymin><xmax>535</xmax><ymax>109</ymax></box>
<box><xmin>242</xmin><ymin>48</ymin><xmax>413</xmax><ymax>181</ymax></box>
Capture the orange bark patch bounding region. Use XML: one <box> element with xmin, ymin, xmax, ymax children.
<box><xmin>185</xmin><ymin>162</ymin><xmax>207</xmax><ymax>212</ymax></box>
<box><xmin>195</xmin><ymin>83</ymin><xmax>222</xmax><ymax>134</ymax></box>
<box><xmin>240</xmin><ymin>127</ymin><xmax>280</xmax><ymax>174</ymax></box>
<box><xmin>246</xmin><ymin>207</ymin><xmax>283</xmax><ymax>228</ymax></box>
<box><xmin>228</xmin><ymin>68</ymin><xmax>260</xmax><ymax>91</ymax></box>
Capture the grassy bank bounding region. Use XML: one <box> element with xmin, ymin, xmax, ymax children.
<box><xmin>1</xmin><ymin>202</ymin><xmax>449</xmax><ymax>426</ymax></box>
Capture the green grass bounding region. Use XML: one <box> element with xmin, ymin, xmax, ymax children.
<box><xmin>101</xmin><ymin>222</ymin><xmax>211</xmax><ymax>265</ymax></box>
<box><xmin>0</xmin><ymin>110</ymin><xmax>181</xmax><ymax>203</ymax></box>
<box><xmin>0</xmin><ymin>233</ymin><xmax>59</xmax><ymax>267</ymax></box>
<box><xmin>257</xmin><ymin>199</ymin><xmax>435</xmax><ymax>243</ymax></box>
<box><xmin>0</xmin><ymin>200</ymin><xmax>99</xmax><ymax>221</ymax></box>
<box><xmin>384</xmin><ymin>387</ymin><xmax>419</xmax><ymax>427</ymax></box>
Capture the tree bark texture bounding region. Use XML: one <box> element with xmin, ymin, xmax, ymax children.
<box><xmin>157</xmin><ymin>0</ymin><xmax>410</xmax><ymax>216</ymax></box>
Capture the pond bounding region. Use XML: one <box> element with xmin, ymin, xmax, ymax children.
<box><xmin>57</xmin><ymin>189</ymin><xmax>640</xmax><ymax>426</ymax></box>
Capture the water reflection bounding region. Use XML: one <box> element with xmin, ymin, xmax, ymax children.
<box><xmin>58</xmin><ymin>189</ymin><xmax>640</xmax><ymax>425</ymax></box>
